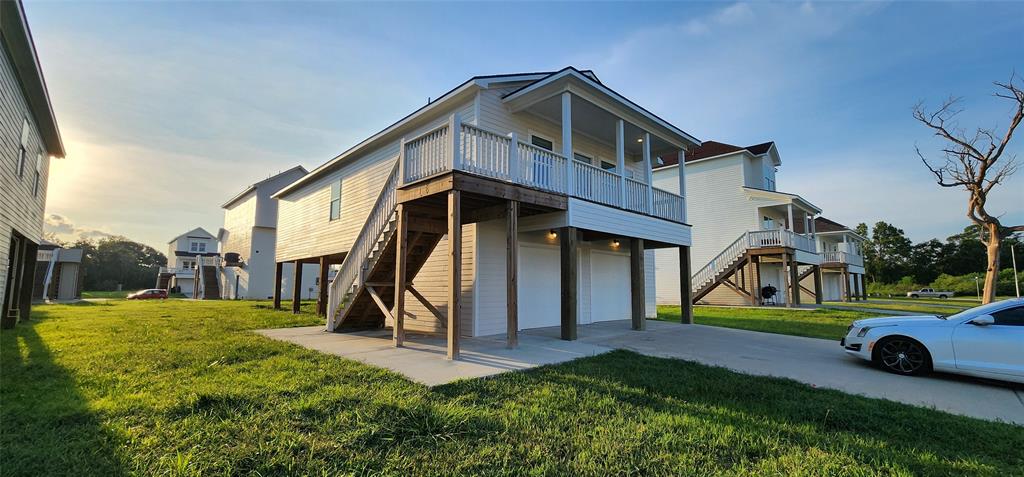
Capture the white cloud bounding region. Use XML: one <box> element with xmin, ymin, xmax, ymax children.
<box><xmin>44</xmin><ymin>213</ymin><xmax>113</xmax><ymax>242</ymax></box>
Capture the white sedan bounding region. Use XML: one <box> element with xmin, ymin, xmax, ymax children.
<box><xmin>841</xmin><ymin>298</ymin><xmax>1024</xmax><ymax>383</ymax></box>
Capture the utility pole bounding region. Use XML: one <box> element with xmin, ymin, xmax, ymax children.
<box><xmin>1012</xmin><ymin>241</ymin><xmax>1020</xmax><ymax>298</ymax></box>
<box><xmin>974</xmin><ymin>275</ymin><xmax>981</xmax><ymax>302</ymax></box>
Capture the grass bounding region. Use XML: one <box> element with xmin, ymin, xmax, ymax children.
<box><xmin>3</xmin><ymin>300</ymin><xmax>1022</xmax><ymax>476</ymax></box>
<box><xmin>824</xmin><ymin>301</ymin><xmax>971</xmax><ymax>316</ymax></box>
<box><xmin>80</xmin><ymin>290</ymin><xmax>129</xmax><ymax>299</ymax></box>
<box><xmin>657</xmin><ymin>305</ymin><xmax>879</xmax><ymax>340</ymax></box>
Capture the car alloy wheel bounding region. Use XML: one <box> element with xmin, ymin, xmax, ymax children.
<box><xmin>878</xmin><ymin>338</ymin><xmax>928</xmax><ymax>375</ymax></box>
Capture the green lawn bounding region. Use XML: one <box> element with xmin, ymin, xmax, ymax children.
<box><xmin>3</xmin><ymin>301</ymin><xmax>1022</xmax><ymax>476</ymax></box>
<box><xmin>824</xmin><ymin>301</ymin><xmax>971</xmax><ymax>316</ymax></box>
<box><xmin>657</xmin><ymin>305</ymin><xmax>879</xmax><ymax>340</ymax></box>
<box><xmin>80</xmin><ymin>290</ymin><xmax>129</xmax><ymax>299</ymax></box>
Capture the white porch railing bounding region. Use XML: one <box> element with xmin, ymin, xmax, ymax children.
<box><xmin>692</xmin><ymin>233</ymin><xmax>750</xmax><ymax>293</ymax></box>
<box><xmin>159</xmin><ymin>266</ymin><xmax>194</xmax><ymax>276</ymax></box>
<box><xmin>821</xmin><ymin>251</ymin><xmax>864</xmax><ymax>267</ymax></box>
<box><xmin>747</xmin><ymin>229</ymin><xmax>817</xmax><ymax>254</ymax></box>
<box><xmin>400</xmin><ymin>117</ymin><xmax>685</xmax><ymax>223</ymax></box>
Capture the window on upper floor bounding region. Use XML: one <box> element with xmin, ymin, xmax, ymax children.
<box><xmin>573</xmin><ymin>152</ymin><xmax>593</xmax><ymax>165</ymax></box>
<box><xmin>190</xmin><ymin>242</ymin><xmax>206</xmax><ymax>253</ymax></box>
<box><xmin>17</xmin><ymin>118</ymin><xmax>29</xmax><ymax>178</ymax></box>
<box><xmin>530</xmin><ymin>135</ymin><xmax>553</xmax><ymax>151</ymax></box>
<box><xmin>329</xmin><ymin>180</ymin><xmax>342</xmax><ymax>220</ymax></box>
<box><xmin>33</xmin><ymin>153</ymin><xmax>42</xmax><ymax>196</ymax></box>
<box><xmin>600</xmin><ymin>160</ymin><xmax>616</xmax><ymax>172</ymax></box>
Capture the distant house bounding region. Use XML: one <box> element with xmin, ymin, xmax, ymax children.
<box><xmin>1</xmin><ymin>0</ymin><xmax>66</xmax><ymax>328</ymax></box>
<box><xmin>158</xmin><ymin>227</ymin><xmax>219</xmax><ymax>298</ymax></box>
<box><xmin>650</xmin><ymin>140</ymin><xmax>866</xmax><ymax>307</ymax></box>
<box><xmin>32</xmin><ymin>240</ymin><xmax>83</xmax><ymax>301</ymax></box>
<box><xmin>217</xmin><ymin>166</ymin><xmax>319</xmax><ymax>300</ymax></box>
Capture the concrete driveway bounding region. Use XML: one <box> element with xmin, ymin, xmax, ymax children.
<box><xmin>531</xmin><ymin>320</ymin><xmax>1024</xmax><ymax>426</ymax></box>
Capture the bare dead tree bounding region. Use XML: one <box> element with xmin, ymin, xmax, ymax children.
<box><xmin>914</xmin><ymin>73</ymin><xmax>1024</xmax><ymax>303</ymax></box>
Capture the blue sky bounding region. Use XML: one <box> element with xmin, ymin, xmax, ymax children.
<box><xmin>26</xmin><ymin>1</ymin><xmax>1023</xmax><ymax>249</ymax></box>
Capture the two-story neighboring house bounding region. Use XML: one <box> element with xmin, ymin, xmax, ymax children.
<box><xmin>798</xmin><ymin>217</ymin><xmax>867</xmax><ymax>302</ymax></box>
<box><xmin>272</xmin><ymin>67</ymin><xmax>699</xmax><ymax>359</ymax></box>
<box><xmin>218</xmin><ymin>166</ymin><xmax>319</xmax><ymax>300</ymax></box>
<box><xmin>1</xmin><ymin>0</ymin><xmax>65</xmax><ymax>328</ymax></box>
<box><xmin>158</xmin><ymin>227</ymin><xmax>219</xmax><ymax>298</ymax></box>
<box><xmin>650</xmin><ymin>140</ymin><xmax>856</xmax><ymax>307</ymax></box>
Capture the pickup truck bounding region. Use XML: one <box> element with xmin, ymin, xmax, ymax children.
<box><xmin>906</xmin><ymin>288</ymin><xmax>954</xmax><ymax>299</ymax></box>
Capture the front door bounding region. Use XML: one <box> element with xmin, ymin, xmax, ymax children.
<box><xmin>952</xmin><ymin>305</ymin><xmax>1024</xmax><ymax>378</ymax></box>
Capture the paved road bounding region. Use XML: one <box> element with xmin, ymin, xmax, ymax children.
<box><xmin>526</xmin><ymin>321</ymin><xmax>1024</xmax><ymax>425</ymax></box>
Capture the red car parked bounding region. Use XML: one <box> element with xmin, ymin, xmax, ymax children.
<box><xmin>127</xmin><ymin>289</ymin><xmax>168</xmax><ymax>300</ymax></box>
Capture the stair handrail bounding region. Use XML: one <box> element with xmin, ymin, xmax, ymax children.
<box><xmin>691</xmin><ymin>232</ymin><xmax>750</xmax><ymax>293</ymax></box>
<box><xmin>326</xmin><ymin>160</ymin><xmax>401</xmax><ymax>330</ymax></box>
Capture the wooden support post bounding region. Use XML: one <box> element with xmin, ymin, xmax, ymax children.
<box><xmin>291</xmin><ymin>260</ymin><xmax>303</xmax><ymax>314</ymax></box>
<box><xmin>630</xmin><ymin>238</ymin><xmax>645</xmax><ymax>331</ymax></box>
<box><xmin>394</xmin><ymin>204</ymin><xmax>408</xmax><ymax>347</ymax></box>
<box><xmin>506</xmin><ymin>200</ymin><xmax>519</xmax><ymax>348</ymax></box>
<box><xmin>17</xmin><ymin>241</ymin><xmax>37</xmax><ymax>323</ymax></box>
<box><xmin>447</xmin><ymin>190</ymin><xmax>462</xmax><ymax>360</ymax></box>
<box><xmin>861</xmin><ymin>274</ymin><xmax>868</xmax><ymax>300</ymax></box>
<box><xmin>679</xmin><ymin>246</ymin><xmax>694</xmax><ymax>323</ymax></box>
<box><xmin>790</xmin><ymin>255</ymin><xmax>801</xmax><ymax>306</ymax></box>
<box><xmin>854</xmin><ymin>273</ymin><xmax>863</xmax><ymax>301</ymax></box>
<box><xmin>317</xmin><ymin>256</ymin><xmax>329</xmax><ymax>316</ymax></box>
<box><xmin>782</xmin><ymin>253</ymin><xmax>793</xmax><ymax>308</ymax></box>
<box><xmin>746</xmin><ymin>254</ymin><xmax>758</xmax><ymax>306</ymax></box>
<box><xmin>560</xmin><ymin>226</ymin><xmax>578</xmax><ymax>340</ymax></box>
<box><xmin>813</xmin><ymin>266</ymin><xmax>823</xmax><ymax>305</ymax></box>
<box><xmin>842</xmin><ymin>268</ymin><xmax>851</xmax><ymax>302</ymax></box>
<box><xmin>751</xmin><ymin>255</ymin><xmax>762</xmax><ymax>306</ymax></box>
<box><xmin>272</xmin><ymin>261</ymin><xmax>283</xmax><ymax>310</ymax></box>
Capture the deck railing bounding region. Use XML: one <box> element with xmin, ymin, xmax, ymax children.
<box><xmin>747</xmin><ymin>229</ymin><xmax>817</xmax><ymax>254</ymax></box>
<box><xmin>401</xmin><ymin>116</ymin><xmax>684</xmax><ymax>223</ymax></box>
<box><xmin>821</xmin><ymin>250</ymin><xmax>864</xmax><ymax>266</ymax></box>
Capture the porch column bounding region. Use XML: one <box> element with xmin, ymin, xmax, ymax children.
<box><xmin>789</xmin><ymin>255</ymin><xmax>801</xmax><ymax>306</ymax></box>
<box><xmin>561</xmin><ymin>92</ymin><xmax>574</xmax><ymax>195</ymax></box>
<box><xmin>630</xmin><ymin>238</ymin><xmax>645</xmax><ymax>331</ymax></box>
<box><xmin>317</xmin><ymin>256</ymin><xmax>329</xmax><ymax>316</ymax></box>
<box><xmin>394</xmin><ymin>204</ymin><xmax>408</xmax><ymax>347</ymax></box>
<box><xmin>291</xmin><ymin>260</ymin><xmax>303</xmax><ymax>314</ymax></box>
<box><xmin>272</xmin><ymin>261</ymin><xmax>283</xmax><ymax>310</ymax></box>
<box><xmin>506</xmin><ymin>200</ymin><xmax>519</xmax><ymax>348</ymax></box>
<box><xmin>642</xmin><ymin>132</ymin><xmax>653</xmax><ymax>213</ymax></box>
<box><xmin>560</xmin><ymin>226</ymin><xmax>578</xmax><ymax>340</ymax></box>
<box><xmin>447</xmin><ymin>190</ymin><xmax>462</xmax><ymax>359</ymax></box>
<box><xmin>678</xmin><ymin>150</ymin><xmax>687</xmax><ymax>222</ymax></box>
<box><xmin>854</xmin><ymin>273</ymin><xmax>863</xmax><ymax>301</ymax></box>
<box><xmin>679</xmin><ymin>246</ymin><xmax>694</xmax><ymax>323</ymax></box>
<box><xmin>813</xmin><ymin>266</ymin><xmax>823</xmax><ymax>305</ymax></box>
<box><xmin>810</xmin><ymin>214</ymin><xmax>816</xmax><ymax>237</ymax></box>
<box><xmin>861</xmin><ymin>274</ymin><xmax>869</xmax><ymax>300</ymax></box>
<box><xmin>17</xmin><ymin>240</ymin><xmax>37</xmax><ymax>323</ymax></box>
<box><xmin>616</xmin><ymin>119</ymin><xmax>626</xmax><ymax>205</ymax></box>
<box><xmin>787</xmin><ymin>204</ymin><xmax>794</xmax><ymax>231</ymax></box>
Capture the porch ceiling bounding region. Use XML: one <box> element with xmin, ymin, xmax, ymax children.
<box><xmin>523</xmin><ymin>94</ymin><xmax>679</xmax><ymax>159</ymax></box>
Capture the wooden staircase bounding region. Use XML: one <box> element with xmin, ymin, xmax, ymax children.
<box><xmin>201</xmin><ymin>265</ymin><xmax>220</xmax><ymax>300</ymax></box>
<box><xmin>693</xmin><ymin>253</ymin><xmax>750</xmax><ymax>302</ymax></box>
<box><xmin>691</xmin><ymin>232</ymin><xmax>751</xmax><ymax>301</ymax></box>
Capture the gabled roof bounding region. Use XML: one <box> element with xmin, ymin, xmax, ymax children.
<box><xmin>794</xmin><ymin>216</ymin><xmax>866</xmax><ymax>240</ymax></box>
<box><xmin>167</xmin><ymin>227</ymin><xmax>215</xmax><ymax>244</ymax></box>
<box><xmin>274</xmin><ymin>67</ymin><xmax>697</xmax><ymax>199</ymax></box>
<box><xmin>656</xmin><ymin>140</ymin><xmax>776</xmax><ymax>168</ymax></box>
<box><xmin>222</xmin><ymin>165</ymin><xmax>307</xmax><ymax>209</ymax></box>
<box><xmin>0</xmin><ymin>1</ymin><xmax>64</xmax><ymax>156</ymax></box>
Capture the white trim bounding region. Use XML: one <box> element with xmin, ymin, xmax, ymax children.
<box><xmin>502</xmin><ymin>68</ymin><xmax>700</xmax><ymax>145</ymax></box>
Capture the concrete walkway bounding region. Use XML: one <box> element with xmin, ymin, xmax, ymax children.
<box><xmin>259</xmin><ymin>320</ymin><xmax>1024</xmax><ymax>425</ymax></box>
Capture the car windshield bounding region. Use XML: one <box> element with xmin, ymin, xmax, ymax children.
<box><xmin>944</xmin><ymin>300</ymin><xmax>1019</xmax><ymax>322</ymax></box>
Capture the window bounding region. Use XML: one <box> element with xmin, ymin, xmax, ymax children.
<box><xmin>992</xmin><ymin>306</ymin><xmax>1024</xmax><ymax>326</ymax></box>
<box><xmin>33</xmin><ymin>153</ymin><xmax>42</xmax><ymax>196</ymax></box>
<box><xmin>181</xmin><ymin>260</ymin><xmax>195</xmax><ymax>269</ymax></box>
<box><xmin>600</xmin><ymin>161</ymin><xmax>616</xmax><ymax>172</ymax></box>
<box><xmin>16</xmin><ymin>147</ymin><xmax>26</xmax><ymax>178</ymax></box>
<box><xmin>530</xmin><ymin>135</ymin><xmax>553</xmax><ymax>151</ymax></box>
<box><xmin>573</xmin><ymin>152</ymin><xmax>592</xmax><ymax>165</ymax></box>
<box><xmin>329</xmin><ymin>181</ymin><xmax>342</xmax><ymax>220</ymax></box>
<box><xmin>17</xmin><ymin>119</ymin><xmax>29</xmax><ymax>178</ymax></box>
<box><xmin>190</xmin><ymin>242</ymin><xmax>206</xmax><ymax>253</ymax></box>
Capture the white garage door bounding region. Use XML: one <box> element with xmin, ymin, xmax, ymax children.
<box><xmin>518</xmin><ymin>244</ymin><xmax>561</xmax><ymax>330</ymax></box>
<box><xmin>590</xmin><ymin>251</ymin><xmax>631</xmax><ymax>323</ymax></box>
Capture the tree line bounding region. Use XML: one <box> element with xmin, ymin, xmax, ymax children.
<box><xmin>856</xmin><ymin>221</ymin><xmax>1022</xmax><ymax>296</ymax></box>
<box><xmin>46</xmin><ymin>235</ymin><xmax>167</xmax><ymax>291</ymax></box>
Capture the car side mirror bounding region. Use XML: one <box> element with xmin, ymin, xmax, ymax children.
<box><xmin>969</xmin><ymin>315</ymin><xmax>995</xmax><ymax>326</ymax></box>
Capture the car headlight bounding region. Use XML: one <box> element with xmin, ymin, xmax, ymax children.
<box><xmin>856</xmin><ymin>327</ymin><xmax>871</xmax><ymax>337</ymax></box>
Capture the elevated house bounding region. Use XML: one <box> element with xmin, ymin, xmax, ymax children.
<box><xmin>650</xmin><ymin>140</ymin><xmax>864</xmax><ymax>307</ymax></box>
<box><xmin>217</xmin><ymin>166</ymin><xmax>319</xmax><ymax>300</ymax></box>
<box><xmin>272</xmin><ymin>67</ymin><xmax>698</xmax><ymax>359</ymax></box>
<box><xmin>1</xmin><ymin>0</ymin><xmax>65</xmax><ymax>328</ymax></box>
<box><xmin>157</xmin><ymin>227</ymin><xmax>219</xmax><ymax>298</ymax></box>
<box><xmin>800</xmin><ymin>217</ymin><xmax>867</xmax><ymax>302</ymax></box>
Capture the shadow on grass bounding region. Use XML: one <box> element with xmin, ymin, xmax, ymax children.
<box><xmin>435</xmin><ymin>350</ymin><xmax>1024</xmax><ymax>475</ymax></box>
<box><xmin>0</xmin><ymin>309</ymin><xmax>126</xmax><ymax>476</ymax></box>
